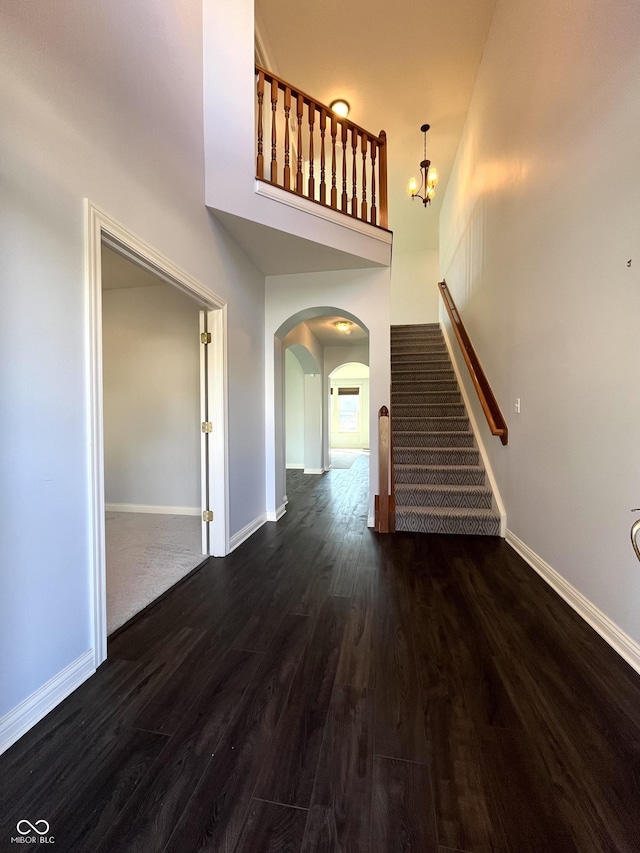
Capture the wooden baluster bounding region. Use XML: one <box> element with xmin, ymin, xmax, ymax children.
<box><xmin>370</xmin><ymin>138</ymin><xmax>377</xmax><ymax>226</ymax></box>
<box><xmin>296</xmin><ymin>93</ymin><xmax>304</xmax><ymax>195</ymax></box>
<box><xmin>341</xmin><ymin>121</ymin><xmax>348</xmax><ymax>212</ymax></box>
<box><xmin>256</xmin><ymin>70</ymin><xmax>265</xmax><ymax>179</ymax></box>
<box><xmin>283</xmin><ymin>86</ymin><xmax>291</xmax><ymax>190</ymax></box>
<box><xmin>351</xmin><ymin>128</ymin><xmax>358</xmax><ymax>217</ymax></box>
<box><xmin>378</xmin><ymin>130</ymin><xmax>388</xmax><ymax>228</ymax></box>
<box><xmin>330</xmin><ymin>113</ymin><xmax>338</xmax><ymax>210</ymax></box>
<box><xmin>319</xmin><ymin>108</ymin><xmax>327</xmax><ymax>205</ymax></box>
<box><xmin>361</xmin><ymin>132</ymin><xmax>368</xmax><ymax>222</ymax></box>
<box><xmin>308</xmin><ymin>102</ymin><xmax>315</xmax><ymax>200</ymax></box>
<box><xmin>270</xmin><ymin>78</ymin><xmax>278</xmax><ymax>183</ymax></box>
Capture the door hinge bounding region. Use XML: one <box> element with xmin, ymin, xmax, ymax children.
<box><xmin>201</xmin><ymin>332</ymin><xmax>212</xmax><ymax>344</ymax></box>
<box><xmin>202</xmin><ymin>510</ymin><xmax>214</xmax><ymax>522</ymax></box>
<box><xmin>201</xmin><ymin>421</ymin><xmax>213</xmax><ymax>433</ymax></box>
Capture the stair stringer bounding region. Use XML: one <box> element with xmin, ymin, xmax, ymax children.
<box><xmin>440</xmin><ymin>322</ymin><xmax>507</xmax><ymax>537</ymax></box>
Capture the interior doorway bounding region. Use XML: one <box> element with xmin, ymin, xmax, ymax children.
<box><xmin>101</xmin><ymin>247</ymin><xmax>206</xmax><ymax>633</ymax></box>
<box><xmin>86</xmin><ymin>201</ymin><xmax>228</xmax><ymax>665</ymax></box>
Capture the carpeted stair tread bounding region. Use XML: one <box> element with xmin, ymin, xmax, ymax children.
<box><xmin>394</xmin><ymin>464</ymin><xmax>487</xmax><ymax>486</ymax></box>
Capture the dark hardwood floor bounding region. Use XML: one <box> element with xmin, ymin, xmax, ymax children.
<box><xmin>2</xmin><ymin>454</ymin><xmax>640</xmax><ymax>851</ymax></box>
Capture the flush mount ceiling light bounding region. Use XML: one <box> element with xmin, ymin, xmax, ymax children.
<box><xmin>334</xmin><ymin>320</ymin><xmax>352</xmax><ymax>334</ymax></box>
<box><xmin>408</xmin><ymin>123</ymin><xmax>438</xmax><ymax>207</ymax></box>
<box><xmin>329</xmin><ymin>99</ymin><xmax>350</xmax><ymax>119</ymax></box>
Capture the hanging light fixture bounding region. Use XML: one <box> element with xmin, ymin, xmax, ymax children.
<box><xmin>408</xmin><ymin>123</ymin><xmax>438</xmax><ymax>206</ymax></box>
<box><xmin>330</xmin><ymin>99</ymin><xmax>350</xmax><ymax>118</ymax></box>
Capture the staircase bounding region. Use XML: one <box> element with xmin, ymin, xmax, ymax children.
<box><xmin>391</xmin><ymin>323</ymin><xmax>501</xmax><ymax>536</ymax></box>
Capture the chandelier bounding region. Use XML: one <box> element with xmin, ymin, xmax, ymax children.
<box><xmin>408</xmin><ymin>123</ymin><xmax>438</xmax><ymax>206</ymax></box>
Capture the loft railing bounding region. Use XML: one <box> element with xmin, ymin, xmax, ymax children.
<box><xmin>375</xmin><ymin>404</ymin><xmax>395</xmax><ymax>533</ymax></box>
<box><xmin>255</xmin><ymin>65</ymin><xmax>388</xmax><ymax>229</ymax></box>
<box><xmin>438</xmin><ymin>279</ymin><xmax>509</xmax><ymax>445</ymax></box>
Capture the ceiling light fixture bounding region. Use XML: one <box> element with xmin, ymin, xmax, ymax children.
<box><xmin>334</xmin><ymin>320</ymin><xmax>352</xmax><ymax>334</ymax></box>
<box><xmin>408</xmin><ymin>123</ymin><xmax>438</xmax><ymax>207</ymax></box>
<box><xmin>329</xmin><ymin>99</ymin><xmax>350</xmax><ymax>119</ymax></box>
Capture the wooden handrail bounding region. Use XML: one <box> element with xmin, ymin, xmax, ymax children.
<box><xmin>375</xmin><ymin>405</ymin><xmax>395</xmax><ymax>533</ymax></box>
<box><xmin>256</xmin><ymin>65</ymin><xmax>388</xmax><ymax>230</ymax></box>
<box><xmin>438</xmin><ymin>280</ymin><xmax>509</xmax><ymax>445</ymax></box>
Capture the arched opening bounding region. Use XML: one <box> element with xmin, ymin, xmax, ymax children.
<box><xmin>270</xmin><ymin>307</ymin><xmax>371</xmax><ymax>519</ymax></box>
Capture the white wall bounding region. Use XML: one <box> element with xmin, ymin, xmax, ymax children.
<box><xmin>440</xmin><ymin>0</ymin><xmax>640</xmax><ymax>650</ymax></box>
<box><xmin>390</xmin><ymin>247</ymin><xmax>440</xmax><ymax>325</ymax></box>
<box><xmin>0</xmin><ymin>0</ymin><xmax>265</xmax><ymax>731</ymax></box>
<box><xmin>102</xmin><ymin>285</ymin><xmax>201</xmax><ymax>510</ymax></box>
<box><xmin>285</xmin><ymin>349</ymin><xmax>305</xmax><ymax>468</ymax></box>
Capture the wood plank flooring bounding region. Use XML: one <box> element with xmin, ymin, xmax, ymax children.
<box><xmin>2</xmin><ymin>455</ymin><xmax>640</xmax><ymax>851</ymax></box>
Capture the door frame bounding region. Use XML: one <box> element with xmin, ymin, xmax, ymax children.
<box><xmin>85</xmin><ymin>200</ymin><xmax>229</xmax><ymax>667</ymax></box>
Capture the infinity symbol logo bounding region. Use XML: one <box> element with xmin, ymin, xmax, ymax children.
<box><xmin>16</xmin><ymin>820</ymin><xmax>50</xmax><ymax>835</ymax></box>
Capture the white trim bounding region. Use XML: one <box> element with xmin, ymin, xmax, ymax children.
<box><xmin>229</xmin><ymin>513</ymin><xmax>268</xmax><ymax>552</ymax></box>
<box><xmin>286</xmin><ymin>463</ymin><xmax>305</xmax><ymax>470</ymax></box>
<box><xmin>267</xmin><ymin>503</ymin><xmax>287</xmax><ymax>522</ymax></box>
<box><xmin>303</xmin><ymin>468</ymin><xmax>324</xmax><ymax>475</ymax></box>
<box><xmin>367</xmin><ymin>515</ymin><xmax>375</xmax><ymax>528</ymax></box>
<box><xmin>0</xmin><ymin>651</ymin><xmax>94</xmax><ymax>756</ymax></box>
<box><xmin>506</xmin><ymin>530</ymin><xmax>640</xmax><ymax>677</ymax></box>
<box><xmin>440</xmin><ymin>322</ymin><xmax>507</xmax><ymax>536</ymax></box>
<box><xmin>255</xmin><ymin>181</ymin><xmax>393</xmax><ymax>245</ymax></box>
<box><xmin>105</xmin><ymin>503</ymin><xmax>201</xmax><ymax>516</ymax></box>
<box><xmin>85</xmin><ymin>200</ymin><xmax>229</xmax><ymax>668</ymax></box>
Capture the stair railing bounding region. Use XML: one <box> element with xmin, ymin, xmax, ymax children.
<box><xmin>375</xmin><ymin>404</ymin><xmax>395</xmax><ymax>533</ymax></box>
<box><xmin>255</xmin><ymin>66</ymin><xmax>388</xmax><ymax>229</ymax></box>
<box><xmin>438</xmin><ymin>279</ymin><xmax>509</xmax><ymax>445</ymax></box>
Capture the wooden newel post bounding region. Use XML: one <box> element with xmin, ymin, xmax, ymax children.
<box><xmin>376</xmin><ymin>405</ymin><xmax>391</xmax><ymax>533</ymax></box>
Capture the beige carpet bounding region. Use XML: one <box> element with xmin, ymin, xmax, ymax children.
<box><xmin>330</xmin><ymin>449</ymin><xmax>364</xmax><ymax>469</ymax></box>
<box><xmin>106</xmin><ymin>512</ymin><xmax>205</xmax><ymax>634</ymax></box>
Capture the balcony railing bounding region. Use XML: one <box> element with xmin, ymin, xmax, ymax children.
<box><xmin>255</xmin><ymin>65</ymin><xmax>388</xmax><ymax>229</ymax></box>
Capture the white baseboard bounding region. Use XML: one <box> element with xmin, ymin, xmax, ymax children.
<box><xmin>228</xmin><ymin>512</ymin><xmax>267</xmax><ymax>552</ymax></box>
<box><xmin>506</xmin><ymin>530</ymin><xmax>640</xmax><ymax>677</ymax></box>
<box><xmin>266</xmin><ymin>503</ymin><xmax>287</xmax><ymax>522</ymax></box>
<box><xmin>105</xmin><ymin>503</ymin><xmax>200</xmax><ymax>516</ymax></box>
<box><xmin>367</xmin><ymin>515</ymin><xmax>375</xmax><ymax>528</ymax></box>
<box><xmin>303</xmin><ymin>468</ymin><xmax>324</xmax><ymax>475</ymax></box>
<box><xmin>286</xmin><ymin>464</ymin><xmax>304</xmax><ymax>470</ymax></box>
<box><xmin>0</xmin><ymin>650</ymin><xmax>95</xmax><ymax>756</ymax></box>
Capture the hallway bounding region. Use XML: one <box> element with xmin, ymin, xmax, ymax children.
<box><xmin>1</xmin><ymin>457</ymin><xmax>639</xmax><ymax>851</ymax></box>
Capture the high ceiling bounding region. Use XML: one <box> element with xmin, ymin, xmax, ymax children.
<box><xmin>255</xmin><ymin>0</ymin><xmax>497</xmax><ymax>251</ymax></box>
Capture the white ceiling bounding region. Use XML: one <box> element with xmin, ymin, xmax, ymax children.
<box><xmin>255</xmin><ymin>0</ymin><xmax>497</xmax><ymax>252</ymax></box>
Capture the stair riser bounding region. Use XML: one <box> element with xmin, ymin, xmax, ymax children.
<box><xmin>393</xmin><ymin>404</ymin><xmax>466</xmax><ymax>417</ymax></box>
<box><xmin>394</xmin><ymin>449</ymin><xmax>480</xmax><ymax>465</ymax></box>
<box><xmin>395</xmin><ymin>487</ymin><xmax>493</xmax><ymax>509</ymax></box>
<box><xmin>393</xmin><ymin>382</ymin><xmax>459</xmax><ymax>393</ymax></box>
<box><xmin>394</xmin><ymin>417</ymin><xmax>470</xmax><ymax>432</ymax></box>
<box><xmin>393</xmin><ymin>432</ymin><xmax>475</xmax><ymax>448</ymax></box>
<box><xmin>394</xmin><ymin>467</ymin><xmax>486</xmax><ymax>486</ymax></box>
<box><xmin>395</xmin><ymin>512</ymin><xmax>501</xmax><ymax>536</ymax></box>
<box><xmin>392</xmin><ymin>393</ymin><xmax>462</xmax><ymax>405</ymax></box>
